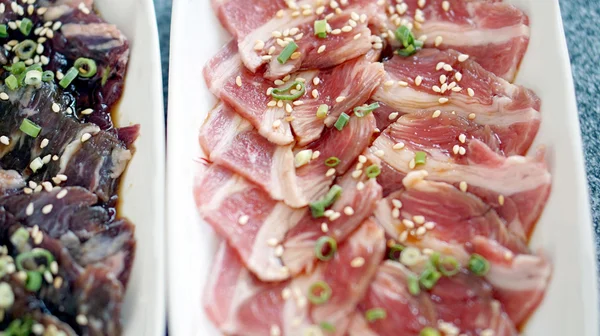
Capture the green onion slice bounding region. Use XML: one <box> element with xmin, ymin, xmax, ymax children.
<box><xmin>324</xmin><ymin>156</ymin><xmax>340</xmax><ymax>167</ymax></box>
<box><xmin>388</xmin><ymin>244</ymin><xmax>405</xmax><ymax>260</ymax></box>
<box><xmin>5</xmin><ymin>61</ymin><xmax>26</xmax><ymax>75</ymax></box>
<box><xmin>42</xmin><ymin>71</ymin><xmax>54</xmax><ymax>82</ymax></box>
<box><xmin>420</xmin><ymin>327</ymin><xmax>441</xmax><ymax>336</ymax></box>
<box><xmin>25</xmin><ymin>271</ymin><xmax>42</xmax><ymax>292</ymax></box>
<box><xmin>16</xmin><ymin>248</ymin><xmax>55</xmax><ymax>272</ymax></box>
<box><xmin>277</xmin><ymin>41</ymin><xmax>298</xmax><ymax>64</ymax></box>
<box><xmin>19</xmin><ymin>118</ymin><xmax>41</xmax><ymax>138</ymax></box>
<box><xmin>314</xmin><ymin>19</ymin><xmax>327</xmax><ymax>38</ymax></box>
<box><xmin>419</xmin><ymin>266</ymin><xmax>441</xmax><ymax>290</ymax></box>
<box><xmin>334</xmin><ymin>112</ymin><xmax>350</xmax><ymax>131</ymax></box>
<box><xmin>319</xmin><ymin>321</ymin><xmax>335</xmax><ymax>332</ymax></box>
<box><xmin>309</xmin><ymin>185</ymin><xmax>342</xmax><ymax>218</ymax></box>
<box><xmin>438</xmin><ymin>256</ymin><xmax>460</xmax><ymax>277</ymax></box>
<box><xmin>365</xmin><ymin>308</ymin><xmax>387</xmax><ymax>323</ymax></box>
<box><xmin>59</xmin><ymin>67</ymin><xmax>79</xmax><ymax>88</ymax></box>
<box><xmin>74</xmin><ymin>57</ymin><xmax>97</xmax><ymax>78</ymax></box>
<box><xmin>5</xmin><ymin>74</ymin><xmax>18</xmax><ymax>90</ymax></box>
<box><xmin>365</xmin><ymin>164</ymin><xmax>381</xmax><ymax>179</ymax></box>
<box><xmin>271</xmin><ymin>80</ymin><xmax>305</xmax><ymax>100</ymax></box>
<box><xmin>414</xmin><ymin>151</ymin><xmax>427</xmax><ymax>165</ymax></box>
<box><xmin>14</xmin><ymin>40</ymin><xmax>36</xmax><ymax>60</ymax></box>
<box><xmin>308</xmin><ymin>281</ymin><xmax>332</xmax><ymax>305</ymax></box>
<box><xmin>0</xmin><ymin>24</ymin><xmax>7</xmax><ymax>38</ymax></box>
<box><xmin>5</xmin><ymin>317</ymin><xmax>33</xmax><ymax>335</ymax></box>
<box><xmin>395</xmin><ymin>26</ymin><xmax>414</xmax><ymax>48</ymax></box>
<box><xmin>398</xmin><ymin>44</ymin><xmax>417</xmax><ymax>57</ymax></box>
<box><xmin>19</xmin><ymin>18</ymin><xmax>33</xmax><ymax>36</ymax></box>
<box><xmin>24</xmin><ymin>70</ymin><xmax>42</xmax><ymax>86</ymax></box>
<box><xmin>316</xmin><ymin>104</ymin><xmax>329</xmax><ymax>118</ymax></box>
<box><xmin>314</xmin><ymin>236</ymin><xmax>337</xmax><ymax>261</ymax></box>
<box><xmin>354</xmin><ymin>102</ymin><xmax>380</xmax><ymax>117</ymax></box>
<box><xmin>468</xmin><ymin>253</ymin><xmax>490</xmax><ymax>276</ymax></box>
<box><xmin>10</xmin><ymin>228</ymin><xmax>30</xmax><ymax>252</ymax></box>
<box><xmin>407</xmin><ymin>274</ymin><xmax>421</xmax><ymax>296</ymax></box>
<box><xmin>101</xmin><ymin>66</ymin><xmax>111</xmax><ymax>86</ymax></box>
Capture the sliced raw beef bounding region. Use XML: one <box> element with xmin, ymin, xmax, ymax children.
<box><xmin>204</xmin><ymin>219</ymin><xmax>385</xmax><ymax>336</ymax></box>
<box><xmin>212</xmin><ymin>0</ymin><xmax>378</xmax><ymax>79</ymax></box>
<box><xmin>204</xmin><ymin>43</ymin><xmax>383</xmax><ymax>145</ymax></box>
<box><xmin>376</xmin><ymin>0</ymin><xmax>529</xmax><ymax>81</ymax></box>
<box><xmin>372</xmin><ymin>50</ymin><xmax>541</xmax><ymax>155</ymax></box>
<box><xmin>372</xmin><ymin>130</ymin><xmax>551</xmax><ymax>238</ymax></box>
<box><xmin>200</xmin><ymin>102</ymin><xmax>375</xmax><ymax>208</ymax></box>
<box><xmin>194</xmin><ymin>161</ymin><xmax>382</xmax><ymax>281</ymax></box>
<box><xmin>350</xmin><ymin>260</ymin><xmax>518</xmax><ymax>336</ymax></box>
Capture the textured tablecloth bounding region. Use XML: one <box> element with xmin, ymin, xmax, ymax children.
<box><xmin>151</xmin><ymin>0</ymin><xmax>600</xmax><ymax>267</ymax></box>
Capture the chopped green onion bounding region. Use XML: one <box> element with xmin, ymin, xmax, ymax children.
<box><xmin>5</xmin><ymin>61</ymin><xmax>26</xmax><ymax>75</ymax></box>
<box><xmin>29</xmin><ymin>157</ymin><xmax>43</xmax><ymax>172</ymax></box>
<box><xmin>468</xmin><ymin>254</ymin><xmax>490</xmax><ymax>276</ymax></box>
<box><xmin>414</xmin><ymin>151</ymin><xmax>427</xmax><ymax>165</ymax></box>
<box><xmin>74</xmin><ymin>57</ymin><xmax>97</xmax><ymax>78</ymax></box>
<box><xmin>400</xmin><ymin>247</ymin><xmax>421</xmax><ymax>266</ymax></box>
<box><xmin>419</xmin><ymin>266</ymin><xmax>441</xmax><ymax>290</ymax></box>
<box><xmin>19</xmin><ymin>18</ymin><xmax>33</xmax><ymax>36</ymax></box>
<box><xmin>437</xmin><ymin>256</ymin><xmax>460</xmax><ymax>277</ymax></box>
<box><xmin>354</xmin><ymin>102</ymin><xmax>380</xmax><ymax>117</ymax></box>
<box><xmin>414</xmin><ymin>40</ymin><xmax>424</xmax><ymax>48</ymax></box>
<box><xmin>271</xmin><ymin>80</ymin><xmax>305</xmax><ymax>100</ymax></box>
<box><xmin>19</xmin><ymin>118</ymin><xmax>41</xmax><ymax>138</ymax></box>
<box><xmin>314</xmin><ymin>236</ymin><xmax>337</xmax><ymax>261</ymax></box>
<box><xmin>314</xmin><ymin>19</ymin><xmax>327</xmax><ymax>38</ymax></box>
<box><xmin>309</xmin><ymin>185</ymin><xmax>343</xmax><ymax>218</ymax></box>
<box><xmin>334</xmin><ymin>112</ymin><xmax>350</xmax><ymax>131</ymax></box>
<box><xmin>101</xmin><ymin>66</ymin><xmax>111</xmax><ymax>86</ymax></box>
<box><xmin>316</xmin><ymin>104</ymin><xmax>329</xmax><ymax>118</ymax></box>
<box><xmin>365</xmin><ymin>164</ymin><xmax>381</xmax><ymax>179</ymax></box>
<box><xmin>365</xmin><ymin>308</ymin><xmax>387</xmax><ymax>323</ymax></box>
<box><xmin>5</xmin><ymin>317</ymin><xmax>33</xmax><ymax>335</ymax></box>
<box><xmin>308</xmin><ymin>281</ymin><xmax>332</xmax><ymax>305</ymax></box>
<box><xmin>16</xmin><ymin>248</ymin><xmax>55</xmax><ymax>272</ymax></box>
<box><xmin>397</xmin><ymin>44</ymin><xmax>417</xmax><ymax>57</ymax></box>
<box><xmin>324</xmin><ymin>157</ymin><xmax>340</xmax><ymax>167</ymax></box>
<box><xmin>26</xmin><ymin>63</ymin><xmax>42</xmax><ymax>73</ymax></box>
<box><xmin>14</xmin><ymin>40</ymin><xmax>36</xmax><ymax>60</ymax></box>
<box><xmin>420</xmin><ymin>327</ymin><xmax>441</xmax><ymax>336</ymax></box>
<box><xmin>24</xmin><ymin>70</ymin><xmax>42</xmax><ymax>86</ymax></box>
<box><xmin>0</xmin><ymin>282</ymin><xmax>14</xmax><ymax>309</ymax></box>
<box><xmin>0</xmin><ymin>24</ymin><xmax>7</xmax><ymax>38</ymax></box>
<box><xmin>42</xmin><ymin>70</ymin><xmax>54</xmax><ymax>82</ymax></box>
<box><xmin>59</xmin><ymin>67</ymin><xmax>79</xmax><ymax>88</ymax></box>
<box><xmin>10</xmin><ymin>228</ymin><xmax>30</xmax><ymax>252</ymax></box>
<box><xmin>388</xmin><ymin>244</ymin><xmax>405</xmax><ymax>260</ymax></box>
<box><xmin>319</xmin><ymin>321</ymin><xmax>336</xmax><ymax>333</ymax></box>
<box><xmin>5</xmin><ymin>74</ymin><xmax>18</xmax><ymax>90</ymax></box>
<box><xmin>277</xmin><ymin>41</ymin><xmax>298</xmax><ymax>64</ymax></box>
<box><xmin>395</xmin><ymin>26</ymin><xmax>414</xmax><ymax>48</ymax></box>
<box><xmin>407</xmin><ymin>274</ymin><xmax>421</xmax><ymax>295</ymax></box>
<box><xmin>25</xmin><ymin>271</ymin><xmax>42</xmax><ymax>292</ymax></box>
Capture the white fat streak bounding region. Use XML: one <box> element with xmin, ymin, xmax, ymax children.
<box><xmin>418</xmin><ymin>22</ymin><xmax>530</xmax><ymax>47</ymax></box>
<box><xmin>110</xmin><ymin>148</ymin><xmax>132</xmax><ymax>178</ymax></box>
<box><xmin>271</xmin><ymin>144</ymin><xmax>307</xmax><ymax>208</ymax></box>
<box><xmin>210</xmin><ymin>112</ymin><xmax>252</xmax><ymax>157</ymax></box>
<box><xmin>259</xmin><ymin>106</ymin><xmax>294</xmax><ymax>145</ymax></box>
<box><xmin>43</xmin><ymin>5</ymin><xmax>72</xmax><ymax>21</ymax></box>
<box><xmin>485</xmin><ymin>254</ymin><xmax>551</xmax><ymax>292</ymax></box>
<box><xmin>197</xmin><ymin>173</ymin><xmax>248</xmax><ymax>214</ymax></box>
<box><xmin>372</xmin><ymin>136</ymin><xmax>551</xmax><ymax>196</ymax></box>
<box><xmin>58</xmin><ymin>125</ymin><xmax>100</xmax><ymax>174</ymax></box>
<box><xmin>208</xmin><ymin>51</ymin><xmax>242</xmax><ymax>95</ymax></box>
<box><xmin>373</xmin><ymin>198</ymin><xmax>399</xmax><ymax>239</ymax></box>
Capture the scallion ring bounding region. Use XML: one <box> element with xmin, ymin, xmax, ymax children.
<box><xmin>354</xmin><ymin>102</ymin><xmax>380</xmax><ymax>117</ymax></box>
<box><xmin>420</xmin><ymin>327</ymin><xmax>441</xmax><ymax>336</ymax></box>
<box><xmin>419</xmin><ymin>266</ymin><xmax>441</xmax><ymax>290</ymax></box>
<box><xmin>414</xmin><ymin>151</ymin><xmax>427</xmax><ymax>165</ymax></box>
<box><xmin>365</xmin><ymin>164</ymin><xmax>381</xmax><ymax>179</ymax></box>
<box><xmin>277</xmin><ymin>41</ymin><xmax>298</xmax><ymax>64</ymax></box>
<box><xmin>25</xmin><ymin>271</ymin><xmax>42</xmax><ymax>292</ymax></box>
<box><xmin>74</xmin><ymin>57</ymin><xmax>97</xmax><ymax>78</ymax></box>
<box><xmin>407</xmin><ymin>274</ymin><xmax>421</xmax><ymax>296</ymax></box>
<box><xmin>271</xmin><ymin>80</ymin><xmax>305</xmax><ymax>100</ymax></box>
<box><xmin>400</xmin><ymin>247</ymin><xmax>421</xmax><ymax>266</ymax></box>
<box><xmin>324</xmin><ymin>157</ymin><xmax>340</xmax><ymax>167</ymax></box>
<box><xmin>334</xmin><ymin>112</ymin><xmax>350</xmax><ymax>131</ymax></box>
<box><xmin>10</xmin><ymin>228</ymin><xmax>30</xmax><ymax>252</ymax></box>
<box><xmin>5</xmin><ymin>74</ymin><xmax>18</xmax><ymax>90</ymax></box>
<box><xmin>16</xmin><ymin>248</ymin><xmax>55</xmax><ymax>272</ymax></box>
<box><xmin>42</xmin><ymin>71</ymin><xmax>54</xmax><ymax>82</ymax></box>
<box><xmin>59</xmin><ymin>67</ymin><xmax>79</xmax><ymax>88</ymax></box>
<box><xmin>307</xmin><ymin>281</ymin><xmax>332</xmax><ymax>305</ymax></box>
<box><xmin>365</xmin><ymin>308</ymin><xmax>387</xmax><ymax>323</ymax></box>
<box><xmin>468</xmin><ymin>253</ymin><xmax>490</xmax><ymax>276</ymax></box>
<box><xmin>319</xmin><ymin>321</ymin><xmax>335</xmax><ymax>333</ymax></box>
<box><xmin>314</xmin><ymin>236</ymin><xmax>337</xmax><ymax>261</ymax></box>
<box><xmin>19</xmin><ymin>118</ymin><xmax>41</xmax><ymax>138</ymax></box>
<box><xmin>438</xmin><ymin>256</ymin><xmax>460</xmax><ymax>277</ymax></box>
<box><xmin>388</xmin><ymin>244</ymin><xmax>404</xmax><ymax>260</ymax></box>
<box><xmin>24</xmin><ymin>70</ymin><xmax>42</xmax><ymax>86</ymax></box>
<box><xmin>14</xmin><ymin>40</ymin><xmax>37</xmax><ymax>60</ymax></box>
<box><xmin>19</xmin><ymin>18</ymin><xmax>33</xmax><ymax>36</ymax></box>
<box><xmin>309</xmin><ymin>184</ymin><xmax>342</xmax><ymax>218</ymax></box>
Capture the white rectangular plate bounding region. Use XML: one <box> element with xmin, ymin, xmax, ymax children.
<box><xmin>166</xmin><ymin>0</ymin><xmax>598</xmax><ymax>335</ymax></box>
<box><xmin>94</xmin><ymin>0</ymin><xmax>166</xmax><ymax>334</ymax></box>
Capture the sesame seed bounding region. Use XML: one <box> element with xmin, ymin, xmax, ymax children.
<box><xmin>354</xmin><ymin>33</ymin><xmax>362</xmax><ymax>40</ymax></box>
<box><xmin>26</xmin><ymin>202</ymin><xmax>34</xmax><ymax>216</ymax></box>
<box><xmin>424</xmin><ymin>221</ymin><xmax>436</xmax><ymax>230</ymax></box>
<box><xmin>458</xmin><ymin>54</ymin><xmax>469</xmax><ymax>62</ymax></box>
<box><xmin>467</xmin><ymin>88</ymin><xmax>475</xmax><ymax>97</ymax></box>
<box><xmin>312</xmin><ymin>89</ymin><xmax>319</xmax><ymax>98</ymax></box>
<box><xmin>352</xmin><ymin>170</ymin><xmax>363</xmax><ymax>179</ymax></box>
<box><xmin>398</xmin><ymin>80</ymin><xmax>408</xmax><ymax>87</ymax></box>
<box><xmin>23</xmin><ymin>188</ymin><xmax>32</xmax><ymax>194</ymax></box>
<box><xmin>329</xmin><ymin>212</ymin><xmax>341</xmax><ymax>221</ymax></box>
<box><xmin>458</xmin><ymin>147</ymin><xmax>466</xmax><ymax>155</ymax></box>
<box><xmin>76</xmin><ymin>314</ymin><xmax>88</xmax><ymax>326</ymax></box>
<box><xmin>443</xmin><ymin>64</ymin><xmax>453</xmax><ymax>72</ymax></box>
<box><xmin>439</xmin><ymin>97</ymin><xmax>449</xmax><ymax>104</ymax></box>
<box><xmin>384</xmin><ymin>80</ymin><xmax>394</xmax><ymax>87</ymax></box>
<box><xmin>402</xmin><ymin>219</ymin><xmax>415</xmax><ymax>229</ymax></box>
<box><xmin>459</xmin><ymin>134</ymin><xmax>466</xmax><ymax>143</ymax></box>
<box><xmin>34</xmin><ymin>185</ymin><xmax>42</xmax><ymax>193</ymax></box>
<box><xmin>409</xmin><ymin>159</ymin><xmax>416</xmax><ymax>169</ymax></box>
<box><xmin>344</xmin><ymin>206</ymin><xmax>354</xmax><ymax>215</ymax></box>
<box><xmin>81</xmin><ymin>108</ymin><xmax>93</xmax><ymax>115</ymax></box>
<box><xmin>331</xmin><ymin>28</ymin><xmax>341</xmax><ymax>35</ymax></box>
<box><xmin>442</xmin><ymin>0</ymin><xmax>450</xmax><ymax>11</ymax></box>
<box><xmin>321</xmin><ymin>223</ymin><xmax>329</xmax><ymax>232</ymax></box>
<box><xmin>436</xmin><ymin>62</ymin><xmax>445</xmax><ymax>71</ymax></box>
<box><xmin>52</xmin><ymin>155</ymin><xmax>59</xmax><ymax>161</ymax></box>
<box><xmin>317</xmin><ymin>45</ymin><xmax>326</xmax><ymax>53</ymax></box>
<box><xmin>434</xmin><ymin>36</ymin><xmax>443</xmax><ymax>47</ymax></box>
<box><xmin>272</xmin><ymin>120</ymin><xmax>281</xmax><ymax>129</ymax></box>
<box><xmin>51</xmin><ymin>103</ymin><xmax>60</xmax><ymax>113</ymax></box>
<box><xmin>468</xmin><ymin>113</ymin><xmax>476</xmax><ymax>120</ymax></box>
<box><xmin>42</xmin><ymin>204</ymin><xmax>53</xmax><ymax>214</ymax></box>
<box><xmin>455</xmin><ymin>72</ymin><xmax>463</xmax><ymax>82</ymax></box>
<box><xmin>0</xmin><ymin>136</ymin><xmax>9</xmax><ymax>145</ymax></box>
<box><xmin>374</xmin><ymin>149</ymin><xmax>385</xmax><ymax>157</ymax></box>
<box><xmin>32</xmin><ymin>323</ymin><xmax>44</xmax><ymax>335</ymax></box>
<box><xmin>335</xmin><ymin>96</ymin><xmax>346</xmax><ymax>103</ymax></box>
<box><xmin>356</xmin><ymin>181</ymin><xmax>365</xmax><ymax>191</ymax></box>
<box><xmin>81</xmin><ymin>133</ymin><xmax>92</xmax><ymax>142</ymax></box>
<box><xmin>393</xmin><ymin>142</ymin><xmax>405</xmax><ymax>150</ymax></box>
<box><xmin>42</xmin><ymin>182</ymin><xmax>52</xmax><ymax>192</ymax></box>
<box><xmin>415</xmin><ymin>75</ymin><xmax>423</xmax><ymax>86</ymax></box>
<box><xmin>388</xmin><ymin>112</ymin><xmax>399</xmax><ymax>120</ymax></box>
<box><xmin>481</xmin><ymin>329</ymin><xmax>494</xmax><ymax>336</ymax></box>
<box><xmin>312</xmin><ymin>77</ymin><xmax>320</xmax><ymax>86</ymax></box>
<box><xmin>50</xmin><ymin>261</ymin><xmax>59</xmax><ymax>275</ymax></box>
<box><xmin>432</xmin><ymin>110</ymin><xmax>441</xmax><ymax>118</ymax></box>
<box><xmin>267</xmin><ymin>101</ymin><xmax>277</xmax><ymax>107</ymax></box>
<box><xmin>417</xmin><ymin>0</ymin><xmax>426</xmax><ymax>8</ymax></box>
<box><xmin>439</xmin><ymin>74</ymin><xmax>447</xmax><ymax>84</ymax></box>
<box><xmin>432</xmin><ymin>85</ymin><xmax>441</xmax><ymax>93</ymax></box>
<box><xmin>326</xmin><ymin>168</ymin><xmax>336</xmax><ymax>177</ymax></box>
<box><xmin>261</xmin><ymin>55</ymin><xmax>273</xmax><ymax>61</ymax></box>
<box><xmin>459</xmin><ymin>181</ymin><xmax>468</xmax><ymax>192</ymax></box>
<box><xmin>0</xmin><ymin>92</ymin><xmax>8</xmax><ymax>101</ymax></box>
<box><xmin>453</xmin><ymin>144</ymin><xmax>460</xmax><ymax>154</ymax></box>
<box><xmin>415</xmin><ymin>226</ymin><xmax>427</xmax><ymax>236</ymax></box>
<box><xmin>413</xmin><ymin>215</ymin><xmax>425</xmax><ymax>225</ymax></box>
<box><xmin>285</xmin><ymin>103</ymin><xmax>293</xmax><ymax>113</ymax></box>
<box><xmin>235</xmin><ymin>76</ymin><xmax>242</xmax><ymax>87</ymax></box>
<box><xmin>392</xmin><ymin>199</ymin><xmax>402</xmax><ymax>208</ymax></box>
<box><xmin>290</xmin><ymin>51</ymin><xmax>301</xmax><ymax>60</ymax></box>
<box><xmin>238</xmin><ymin>215</ymin><xmax>249</xmax><ymax>226</ymax></box>
<box><xmin>40</xmin><ymin>138</ymin><xmax>49</xmax><ymax>149</ymax></box>
<box><xmin>399</xmin><ymin>231</ymin><xmax>408</xmax><ymax>242</ymax></box>
<box><xmin>498</xmin><ymin>195</ymin><xmax>505</xmax><ymax>205</ymax></box>
<box><xmin>351</xmin><ymin>257</ymin><xmax>365</xmax><ymax>268</ymax></box>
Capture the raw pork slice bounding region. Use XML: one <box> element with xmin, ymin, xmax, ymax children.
<box><xmin>376</xmin><ymin>0</ymin><xmax>530</xmax><ymax>81</ymax></box>
<box><xmin>200</xmin><ymin>102</ymin><xmax>375</xmax><ymax>208</ymax></box>
<box><xmin>204</xmin><ymin>219</ymin><xmax>386</xmax><ymax>336</ymax></box>
<box><xmin>204</xmin><ymin>43</ymin><xmax>383</xmax><ymax>145</ymax></box>
<box><xmin>350</xmin><ymin>260</ymin><xmax>518</xmax><ymax>336</ymax></box>
<box><xmin>194</xmin><ymin>162</ymin><xmax>382</xmax><ymax>281</ymax></box>
<box><xmin>372</xmin><ymin>50</ymin><xmax>541</xmax><ymax>156</ymax></box>
<box><xmin>372</xmin><ymin>128</ymin><xmax>551</xmax><ymax>238</ymax></box>
<box><xmin>211</xmin><ymin>0</ymin><xmax>378</xmax><ymax>79</ymax></box>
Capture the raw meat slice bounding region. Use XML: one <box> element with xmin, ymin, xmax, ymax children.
<box><xmin>373</xmin><ymin>173</ymin><xmax>529</xmax><ymax>261</ymax></box>
<box><xmin>204</xmin><ymin>219</ymin><xmax>385</xmax><ymax>336</ymax></box>
<box><xmin>371</xmin><ymin>132</ymin><xmax>551</xmax><ymax>238</ymax></box>
<box><xmin>194</xmin><ymin>161</ymin><xmax>382</xmax><ymax>281</ymax></box>
<box><xmin>350</xmin><ymin>260</ymin><xmax>518</xmax><ymax>336</ymax></box>
<box><xmin>204</xmin><ymin>43</ymin><xmax>383</xmax><ymax>145</ymax></box>
<box><xmin>212</xmin><ymin>0</ymin><xmax>378</xmax><ymax>79</ymax></box>
<box><xmin>376</xmin><ymin>0</ymin><xmax>530</xmax><ymax>81</ymax></box>
<box><xmin>372</xmin><ymin>50</ymin><xmax>541</xmax><ymax>155</ymax></box>
<box><xmin>200</xmin><ymin>102</ymin><xmax>375</xmax><ymax>208</ymax></box>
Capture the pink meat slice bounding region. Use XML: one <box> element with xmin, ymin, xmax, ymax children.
<box><xmin>372</xmin><ymin>50</ymin><xmax>541</xmax><ymax>155</ymax></box>
<box><xmin>349</xmin><ymin>261</ymin><xmax>518</xmax><ymax>336</ymax></box>
<box><xmin>194</xmin><ymin>163</ymin><xmax>382</xmax><ymax>281</ymax></box>
<box><xmin>200</xmin><ymin>102</ymin><xmax>375</xmax><ymax>208</ymax></box>
<box><xmin>211</xmin><ymin>0</ymin><xmax>379</xmax><ymax>79</ymax></box>
<box><xmin>373</xmin><ymin>172</ymin><xmax>529</xmax><ymax>260</ymax></box>
<box><xmin>203</xmin><ymin>42</ymin><xmax>384</xmax><ymax>146</ymax></box>
<box><xmin>204</xmin><ymin>219</ymin><xmax>386</xmax><ymax>336</ymax></box>
<box><xmin>376</xmin><ymin>0</ymin><xmax>530</xmax><ymax>81</ymax></box>
<box><xmin>371</xmin><ymin>123</ymin><xmax>551</xmax><ymax>238</ymax></box>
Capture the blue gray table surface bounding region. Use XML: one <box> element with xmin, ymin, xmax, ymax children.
<box><xmin>151</xmin><ymin>0</ymin><xmax>600</xmax><ymax>272</ymax></box>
